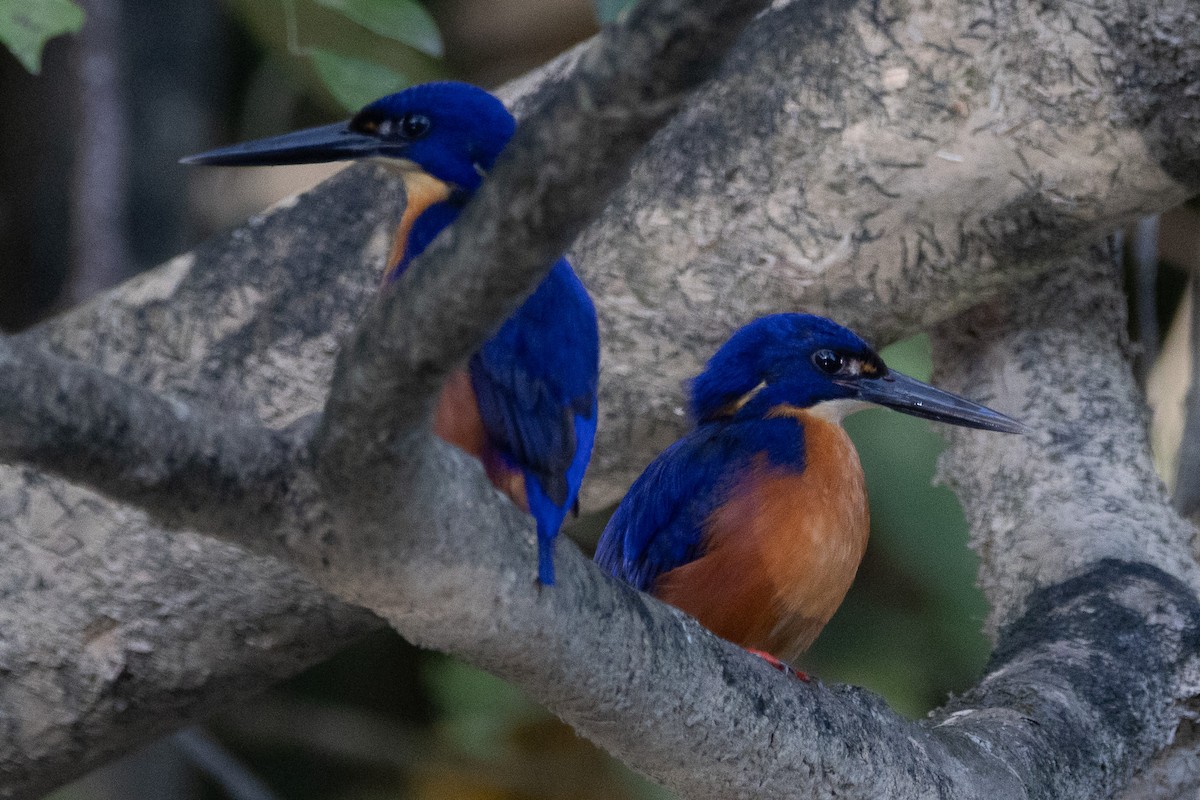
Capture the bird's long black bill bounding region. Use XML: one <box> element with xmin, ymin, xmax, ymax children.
<box><xmin>849</xmin><ymin>371</ymin><xmax>1030</xmax><ymax>434</ymax></box>
<box><xmin>180</xmin><ymin>122</ymin><xmax>383</xmax><ymax>166</ymax></box>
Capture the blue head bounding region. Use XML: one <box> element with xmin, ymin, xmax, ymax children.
<box><xmin>181</xmin><ymin>81</ymin><xmax>516</xmax><ymax>193</ymax></box>
<box><xmin>348</xmin><ymin>83</ymin><xmax>515</xmax><ymax>190</ymax></box>
<box><xmin>691</xmin><ymin>313</ymin><xmax>1027</xmax><ymax>433</ymax></box>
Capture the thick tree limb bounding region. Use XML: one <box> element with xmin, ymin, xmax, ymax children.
<box><xmin>931</xmin><ymin>248</ymin><xmax>1200</xmax><ymax>796</ymax></box>
<box><xmin>562</xmin><ymin>0</ymin><xmax>1200</xmax><ymax>505</ymax></box>
<box><xmin>0</xmin><ymin>0</ymin><xmax>1197</xmax><ymax>796</ymax></box>
<box><xmin>933</xmin><ymin>246</ymin><xmax>1200</xmax><ymax>633</ymax></box>
<box><xmin>948</xmin><ymin>250</ymin><xmax>1200</xmax><ymax>800</ymax></box>
<box><xmin>243</xmin><ymin>244</ymin><xmax>1197</xmax><ymax>800</ymax></box>
<box><xmin>0</xmin><ymin>333</ymin><xmax>293</xmax><ymax>535</ymax></box>
<box><xmin>0</xmin><ymin>171</ymin><xmax>400</xmax><ymax>799</ymax></box>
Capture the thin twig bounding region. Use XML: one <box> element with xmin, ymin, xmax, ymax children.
<box><xmin>1134</xmin><ymin>214</ymin><xmax>1161</xmax><ymax>383</ymax></box>
<box><xmin>1174</xmin><ymin>276</ymin><xmax>1200</xmax><ymax>515</ymax></box>
<box><xmin>67</xmin><ymin>0</ymin><xmax>131</xmax><ymax>306</ymax></box>
<box><xmin>172</xmin><ymin>728</ymin><xmax>281</xmax><ymax>800</ymax></box>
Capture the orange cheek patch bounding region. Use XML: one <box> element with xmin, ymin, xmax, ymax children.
<box><xmin>382</xmin><ymin>171</ymin><xmax>454</xmax><ymax>285</ymax></box>
<box><xmin>654</xmin><ymin>411</ymin><xmax>869</xmax><ymax>663</ymax></box>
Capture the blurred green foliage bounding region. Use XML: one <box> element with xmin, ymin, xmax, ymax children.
<box><xmin>417</xmin><ymin>658</ymin><xmax>671</xmax><ymax>799</ymax></box>
<box><xmin>304</xmin><ymin>0</ymin><xmax>441</xmax><ymax>109</ymax></box>
<box><xmin>313</xmin><ymin>0</ymin><xmax>442</xmax><ymax>56</ymax></box>
<box><xmin>308</xmin><ymin>48</ymin><xmax>411</xmax><ymax>110</ymax></box>
<box><xmin>0</xmin><ymin>0</ymin><xmax>83</xmax><ymax>73</ymax></box>
<box><xmin>426</xmin><ymin>660</ymin><xmax>546</xmax><ymax>764</ymax></box>
<box><xmin>221</xmin><ymin>0</ymin><xmax>446</xmax><ymax>113</ymax></box>
<box><xmin>593</xmin><ymin>0</ymin><xmax>638</xmax><ymax>23</ymax></box>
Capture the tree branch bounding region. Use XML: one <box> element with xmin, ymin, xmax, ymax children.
<box><xmin>250</xmin><ymin>244</ymin><xmax>1199</xmax><ymax>799</ymax></box>
<box><xmin>933</xmin><ymin>245</ymin><xmax>1200</xmax><ymax>633</ymax></box>
<box><xmin>0</xmin><ymin>168</ymin><xmax>401</xmax><ymax>799</ymax></box>
<box><xmin>0</xmin><ymin>0</ymin><xmax>1197</xmax><ymax>796</ymax></box>
<box><xmin>930</xmin><ymin>245</ymin><xmax>1200</xmax><ymax>796</ymax></box>
<box><xmin>0</xmin><ymin>333</ymin><xmax>293</xmax><ymax>535</ymax></box>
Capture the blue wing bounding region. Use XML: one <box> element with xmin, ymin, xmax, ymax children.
<box><xmin>595</xmin><ymin>418</ymin><xmax>806</xmax><ymax>592</ymax></box>
<box><xmin>470</xmin><ymin>258</ymin><xmax>599</xmax><ymax>583</ymax></box>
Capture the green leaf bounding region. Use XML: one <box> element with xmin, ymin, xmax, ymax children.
<box><xmin>424</xmin><ymin>658</ymin><xmax>542</xmax><ymax>761</ymax></box>
<box><xmin>309</xmin><ymin>48</ymin><xmax>410</xmax><ymax>111</ymax></box>
<box><xmin>0</xmin><ymin>0</ymin><xmax>84</xmax><ymax>73</ymax></box>
<box><xmin>594</xmin><ymin>0</ymin><xmax>636</xmax><ymax>23</ymax></box>
<box><xmin>313</xmin><ymin>0</ymin><xmax>442</xmax><ymax>57</ymax></box>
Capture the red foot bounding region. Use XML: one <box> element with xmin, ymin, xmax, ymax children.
<box><xmin>745</xmin><ymin>648</ymin><xmax>810</xmax><ymax>682</ymax></box>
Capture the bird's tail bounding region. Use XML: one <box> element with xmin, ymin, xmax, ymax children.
<box><xmin>538</xmin><ymin>532</ymin><xmax>556</xmax><ymax>586</ymax></box>
<box><xmin>526</xmin><ymin>412</ymin><xmax>596</xmax><ymax>586</ymax></box>
<box><xmin>526</xmin><ymin>478</ymin><xmax>568</xmax><ymax>586</ymax></box>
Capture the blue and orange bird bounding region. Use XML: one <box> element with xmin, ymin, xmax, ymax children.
<box><xmin>184</xmin><ymin>82</ymin><xmax>599</xmax><ymax>585</ymax></box>
<box><xmin>596</xmin><ymin>314</ymin><xmax>1025</xmax><ymax>665</ymax></box>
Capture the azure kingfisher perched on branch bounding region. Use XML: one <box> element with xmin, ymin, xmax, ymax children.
<box><xmin>596</xmin><ymin>314</ymin><xmax>1025</xmax><ymax>666</ymax></box>
<box><xmin>184</xmin><ymin>82</ymin><xmax>599</xmax><ymax>586</ymax></box>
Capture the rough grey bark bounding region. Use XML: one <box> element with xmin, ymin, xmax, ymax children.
<box><xmin>558</xmin><ymin>0</ymin><xmax>1200</xmax><ymax>506</ymax></box>
<box><xmin>0</xmin><ymin>171</ymin><xmax>399</xmax><ymax>799</ymax></box>
<box><xmin>0</xmin><ymin>0</ymin><xmax>1196</xmax><ymax>797</ymax></box>
<box><xmin>932</xmin><ymin>249</ymin><xmax>1200</xmax><ymax>797</ymax></box>
<box><xmin>934</xmin><ymin>247</ymin><xmax>1200</xmax><ymax>633</ymax></box>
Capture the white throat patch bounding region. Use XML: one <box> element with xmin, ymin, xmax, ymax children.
<box><xmin>806</xmin><ymin>398</ymin><xmax>874</xmax><ymax>424</ymax></box>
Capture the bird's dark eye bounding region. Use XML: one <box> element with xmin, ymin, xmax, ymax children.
<box><xmin>813</xmin><ymin>349</ymin><xmax>845</xmax><ymax>375</ymax></box>
<box><xmin>398</xmin><ymin>112</ymin><xmax>432</xmax><ymax>139</ymax></box>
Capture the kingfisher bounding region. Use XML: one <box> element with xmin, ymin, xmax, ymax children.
<box><xmin>595</xmin><ymin>314</ymin><xmax>1025</xmax><ymax>667</ymax></box>
<box><xmin>184</xmin><ymin>82</ymin><xmax>599</xmax><ymax>586</ymax></box>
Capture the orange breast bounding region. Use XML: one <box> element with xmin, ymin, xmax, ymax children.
<box><xmin>654</xmin><ymin>410</ymin><xmax>869</xmax><ymax>663</ymax></box>
<box><xmin>382</xmin><ymin>170</ymin><xmax>453</xmax><ymax>285</ymax></box>
<box><xmin>432</xmin><ymin>369</ymin><xmax>528</xmax><ymax>512</ymax></box>
<box><xmin>433</xmin><ymin>369</ymin><xmax>486</xmax><ymax>457</ymax></box>
<box><xmin>393</xmin><ymin>172</ymin><xmax>527</xmax><ymax>511</ymax></box>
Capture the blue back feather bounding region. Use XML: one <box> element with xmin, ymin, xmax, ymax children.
<box><xmin>468</xmin><ymin>260</ymin><xmax>598</xmax><ymax>585</ymax></box>
<box><xmin>595</xmin><ymin>418</ymin><xmax>805</xmax><ymax>591</ymax></box>
<box><xmin>470</xmin><ymin>259</ymin><xmax>599</xmax><ymax>506</ymax></box>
